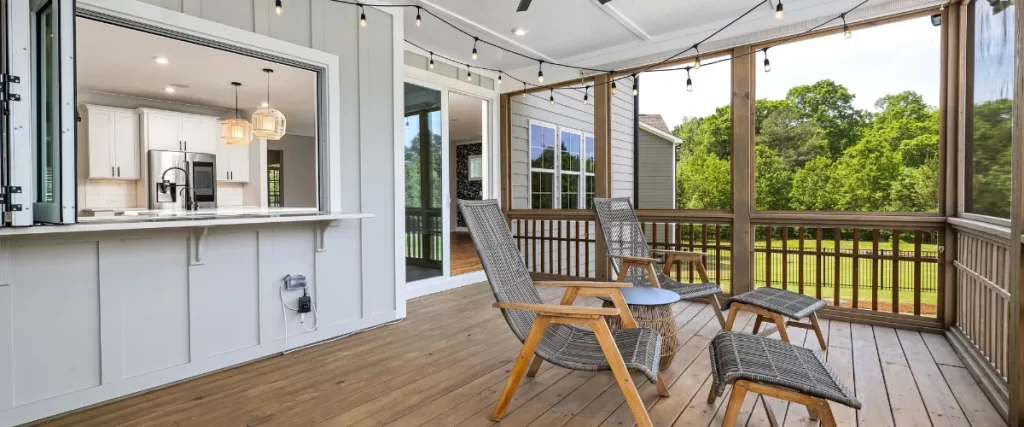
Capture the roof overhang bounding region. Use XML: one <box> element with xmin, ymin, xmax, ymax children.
<box><xmin>639</xmin><ymin>122</ymin><xmax>682</xmax><ymax>144</ymax></box>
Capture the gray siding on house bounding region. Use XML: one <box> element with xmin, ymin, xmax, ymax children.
<box><xmin>611</xmin><ymin>77</ymin><xmax>635</xmax><ymax>199</ymax></box>
<box><xmin>637</xmin><ymin>129</ymin><xmax>677</xmax><ymax>209</ymax></box>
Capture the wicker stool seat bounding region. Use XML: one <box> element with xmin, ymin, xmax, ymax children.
<box><xmin>720</xmin><ymin>287</ymin><xmax>829</xmax><ymax>349</ymax></box>
<box><xmin>708</xmin><ymin>332</ymin><xmax>860</xmax><ymax>426</ymax></box>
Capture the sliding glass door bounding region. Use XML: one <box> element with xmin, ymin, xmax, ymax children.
<box><xmin>404</xmin><ymin>83</ymin><xmax>446</xmax><ymax>282</ymax></box>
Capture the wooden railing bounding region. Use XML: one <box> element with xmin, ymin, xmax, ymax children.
<box><xmin>406</xmin><ymin>207</ymin><xmax>443</xmax><ymax>266</ymax></box>
<box><xmin>752</xmin><ymin>225</ymin><xmax>942</xmax><ymax>318</ymax></box>
<box><xmin>952</xmin><ymin>225</ymin><xmax>1010</xmax><ymax>379</ymax></box>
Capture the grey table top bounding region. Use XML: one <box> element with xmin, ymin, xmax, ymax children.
<box><xmin>597</xmin><ymin>287</ymin><xmax>681</xmax><ymax>306</ymax></box>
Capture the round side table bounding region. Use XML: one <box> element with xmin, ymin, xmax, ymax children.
<box><xmin>598</xmin><ymin>287</ymin><xmax>681</xmax><ymax>370</ymax></box>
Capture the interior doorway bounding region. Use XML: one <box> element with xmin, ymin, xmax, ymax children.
<box><xmin>448</xmin><ymin>91</ymin><xmax>487</xmax><ymax>276</ymax></box>
<box><xmin>404</xmin><ymin>83</ymin><xmax>444</xmax><ymax>282</ymax></box>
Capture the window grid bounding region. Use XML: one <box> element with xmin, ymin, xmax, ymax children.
<box><xmin>528</xmin><ymin>120</ymin><xmax>595</xmax><ymax>209</ymax></box>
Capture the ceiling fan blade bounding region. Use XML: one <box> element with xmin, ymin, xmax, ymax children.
<box><xmin>597</xmin><ymin>0</ymin><xmax>613</xmax><ymax>4</ymax></box>
<box><xmin>517</xmin><ymin>0</ymin><xmax>532</xmax><ymax>12</ymax></box>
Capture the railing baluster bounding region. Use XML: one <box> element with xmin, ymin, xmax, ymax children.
<box><xmin>853</xmin><ymin>229</ymin><xmax>860</xmax><ymax>310</ymax></box>
<box><xmin>816</xmin><ymin>228</ymin><xmax>823</xmax><ymax>300</ymax></box>
<box><xmin>892</xmin><ymin>229</ymin><xmax>901</xmax><ymax>314</ymax></box>
<box><xmin>765</xmin><ymin>226</ymin><xmax>773</xmax><ymax>289</ymax></box>
<box><xmin>914</xmin><ymin>231</ymin><xmax>922</xmax><ymax>316</ymax></box>
<box><xmin>781</xmin><ymin>226</ymin><xmax>789</xmax><ymax>291</ymax></box>
<box><xmin>834</xmin><ymin>227</ymin><xmax>841</xmax><ymax>307</ymax></box>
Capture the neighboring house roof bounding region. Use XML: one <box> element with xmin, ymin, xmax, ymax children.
<box><xmin>638</xmin><ymin>114</ymin><xmax>682</xmax><ymax>144</ymax></box>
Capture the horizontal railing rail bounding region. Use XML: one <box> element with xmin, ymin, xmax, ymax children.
<box><xmin>406</xmin><ymin>207</ymin><xmax>442</xmax><ymax>265</ymax></box>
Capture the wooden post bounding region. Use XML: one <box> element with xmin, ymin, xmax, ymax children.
<box><xmin>941</xmin><ymin>5</ymin><xmax>960</xmax><ymax>328</ymax></box>
<box><xmin>500</xmin><ymin>94</ymin><xmax>512</xmax><ymax>215</ymax></box>
<box><xmin>1008</xmin><ymin>0</ymin><xmax>1024</xmax><ymax>423</ymax></box>
<box><xmin>731</xmin><ymin>45</ymin><xmax>754</xmax><ymax>296</ymax></box>
<box><xmin>594</xmin><ymin>74</ymin><xmax>613</xmax><ymax>281</ymax></box>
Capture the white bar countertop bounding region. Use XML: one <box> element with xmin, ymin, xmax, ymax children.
<box><xmin>0</xmin><ymin>207</ymin><xmax>373</xmax><ymax>236</ymax></box>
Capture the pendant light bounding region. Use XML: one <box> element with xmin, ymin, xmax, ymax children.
<box><xmin>221</xmin><ymin>82</ymin><xmax>252</xmax><ymax>145</ymax></box>
<box><xmin>252</xmin><ymin>68</ymin><xmax>288</xmax><ymax>140</ymax></box>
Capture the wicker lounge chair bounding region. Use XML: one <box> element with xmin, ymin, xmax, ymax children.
<box><xmin>593</xmin><ymin>197</ymin><xmax>727</xmax><ymax>327</ymax></box>
<box><xmin>708</xmin><ymin>332</ymin><xmax>861</xmax><ymax>426</ymax></box>
<box><xmin>459</xmin><ymin>199</ymin><xmax>667</xmax><ymax>427</ymax></box>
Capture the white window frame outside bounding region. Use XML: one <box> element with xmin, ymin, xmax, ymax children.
<box><xmin>527</xmin><ymin>120</ymin><xmax>593</xmax><ymax>209</ymax></box>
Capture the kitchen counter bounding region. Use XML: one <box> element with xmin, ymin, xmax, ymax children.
<box><xmin>0</xmin><ymin>209</ymin><xmax>373</xmax><ymax>236</ymax></box>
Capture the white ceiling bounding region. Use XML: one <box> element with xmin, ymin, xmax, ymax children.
<box><xmin>449</xmin><ymin>92</ymin><xmax>484</xmax><ymax>142</ymax></box>
<box><xmin>404</xmin><ymin>0</ymin><xmax>942</xmax><ymax>89</ymax></box>
<box><xmin>76</xmin><ymin>18</ymin><xmax>317</xmax><ymax>134</ymax></box>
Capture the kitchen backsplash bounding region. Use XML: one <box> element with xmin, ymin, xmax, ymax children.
<box><xmin>218</xmin><ymin>183</ymin><xmax>244</xmax><ymax>207</ymax></box>
<box><xmin>81</xmin><ymin>179</ymin><xmax>245</xmax><ymax>209</ymax></box>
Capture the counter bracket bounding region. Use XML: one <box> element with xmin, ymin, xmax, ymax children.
<box><xmin>314</xmin><ymin>220</ymin><xmax>334</xmax><ymax>252</ymax></box>
<box><xmin>190</xmin><ymin>227</ymin><xmax>210</xmax><ymax>265</ymax></box>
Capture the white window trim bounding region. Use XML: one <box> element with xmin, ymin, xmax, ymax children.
<box><xmin>527</xmin><ymin>120</ymin><xmax>594</xmax><ymax>210</ymax></box>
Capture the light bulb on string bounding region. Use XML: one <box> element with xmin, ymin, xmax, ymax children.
<box><xmin>415</xmin><ymin>7</ymin><xmax>421</xmax><ymax>26</ymax></box>
<box><xmin>466</xmin><ymin>65</ymin><xmax>472</xmax><ymax>81</ymax></box>
<box><xmin>842</xmin><ymin>14</ymin><xmax>852</xmax><ymax>38</ymax></box>
<box><xmin>522</xmin><ymin>82</ymin><xmax>527</xmax><ymax>98</ymax></box>
<box><xmin>275</xmin><ymin>0</ymin><xmax>282</xmax><ymax>15</ymax></box>
<box><xmin>549</xmin><ymin>89</ymin><xmax>555</xmax><ymax>105</ymax></box>
<box><xmin>359</xmin><ymin>5</ymin><xmax>367</xmax><ymax>27</ymax></box>
<box><xmin>428</xmin><ymin>52</ymin><xmax>434</xmax><ymax>69</ymax></box>
<box><xmin>471</xmin><ymin>38</ymin><xmax>478</xmax><ymax>60</ymax></box>
<box><xmin>775</xmin><ymin>0</ymin><xmax>784</xmax><ymax>20</ymax></box>
<box><xmin>763</xmin><ymin>48</ymin><xmax>771</xmax><ymax>72</ymax></box>
<box><xmin>632</xmin><ymin>74</ymin><xmax>638</xmax><ymax>96</ymax></box>
<box><xmin>537</xmin><ymin>62</ymin><xmax>544</xmax><ymax>83</ymax></box>
<box><xmin>583</xmin><ymin>86</ymin><xmax>589</xmax><ymax>105</ymax></box>
<box><xmin>497</xmin><ymin>72</ymin><xmax>502</xmax><ymax>85</ymax></box>
<box><xmin>610</xmin><ymin>73</ymin><xmax>617</xmax><ymax>95</ymax></box>
<box><xmin>693</xmin><ymin>45</ymin><xmax>701</xmax><ymax>69</ymax></box>
<box><xmin>686</xmin><ymin>68</ymin><xmax>693</xmax><ymax>92</ymax></box>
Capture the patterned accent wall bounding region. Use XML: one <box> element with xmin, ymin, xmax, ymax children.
<box><xmin>456</xmin><ymin>143</ymin><xmax>483</xmax><ymax>227</ymax></box>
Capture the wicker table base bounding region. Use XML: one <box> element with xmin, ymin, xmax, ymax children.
<box><xmin>602</xmin><ymin>301</ymin><xmax>679</xmax><ymax>370</ymax></box>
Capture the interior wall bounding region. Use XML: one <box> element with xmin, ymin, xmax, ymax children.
<box><xmin>268</xmin><ymin>135</ymin><xmax>318</xmax><ymax>207</ymax></box>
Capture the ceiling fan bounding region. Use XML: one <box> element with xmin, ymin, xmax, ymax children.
<box><xmin>517</xmin><ymin>0</ymin><xmax>613</xmax><ymax>12</ymax></box>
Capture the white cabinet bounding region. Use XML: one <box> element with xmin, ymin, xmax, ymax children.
<box><xmin>216</xmin><ymin>137</ymin><xmax>250</xmax><ymax>183</ymax></box>
<box><xmin>139</xmin><ymin>109</ymin><xmax>218</xmax><ymax>154</ymax></box>
<box><xmin>82</xmin><ymin>105</ymin><xmax>139</xmax><ymax>180</ymax></box>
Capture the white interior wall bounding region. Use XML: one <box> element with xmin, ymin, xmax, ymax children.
<box><xmin>0</xmin><ymin>1</ymin><xmax>402</xmax><ymax>425</ymax></box>
<box><xmin>268</xmin><ymin>134</ymin><xmax>318</xmax><ymax>207</ymax></box>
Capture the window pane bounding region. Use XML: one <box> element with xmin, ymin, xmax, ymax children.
<box><xmin>36</xmin><ymin>5</ymin><xmax>57</xmax><ymax>203</ymax></box>
<box><xmin>561</xmin><ymin>131</ymin><xmax>581</xmax><ymax>172</ymax></box>
<box><xmin>585</xmin><ymin>175</ymin><xmax>595</xmax><ymax>210</ymax></box>
<box><xmin>640</xmin><ymin>57</ymin><xmax>731</xmax><ymax>210</ymax></box>
<box><xmin>530</xmin><ymin>124</ymin><xmax>555</xmax><ymax>170</ymax></box>
<box><xmin>754</xmin><ymin>16</ymin><xmax>940</xmax><ymax>212</ymax></box>
<box><xmin>404</xmin><ymin>114</ymin><xmax>422</xmax><ymax>209</ymax></box>
<box><xmin>561</xmin><ymin>174</ymin><xmax>579</xmax><ymax>209</ymax></box>
<box><xmin>967</xmin><ymin>1</ymin><xmax>1015</xmax><ymax>218</ymax></box>
<box><xmin>585</xmin><ymin>135</ymin><xmax>595</xmax><ymax>173</ymax></box>
<box><xmin>531</xmin><ymin>171</ymin><xmax>553</xmax><ymax>208</ymax></box>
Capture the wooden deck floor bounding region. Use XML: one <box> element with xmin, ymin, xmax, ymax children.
<box><xmin>39</xmin><ymin>282</ymin><xmax>1005</xmax><ymax>427</ymax></box>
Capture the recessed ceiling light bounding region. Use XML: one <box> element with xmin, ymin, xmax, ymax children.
<box><xmin>164</xmin><ymin>86</ymin><xmax>176</xmax><ymax>93</ymax></box>
<box><xmin>153</xmin><ymin>56</ymin><xmax>169</xmax><ymax>65</ymax></box>
<box><xmin>512</xmin><ymin>28</ymin><xmax>527</xmax><ymax>36</ymax></box>
<box><xmin>261</xmin><ymin>101</ymin><xmax>269</xmax><ymax>108</ymax></box>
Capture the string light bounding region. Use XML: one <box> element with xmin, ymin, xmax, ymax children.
<box><xmin>415</xmin><ymin>6</ymin><xmax>421</xmax><ymax>26</ymax></box>
<box><xmin>842</xmin><ymin>13</ymin><xmax>852</xmax><ymax>38</ymax></box>
<box><xmin>466</xmin><ymin>65</ymin><xmax>472</xmax><ymax>81</ymax></box>
<box><xmin>685</xmin><ymin>67</ymin><xmax>693</xmax><ymax>92</ymax></box>
<box><xmin>428</xmin><ymin>52</ymin><xmax>434</xmax><ymax>69</ymax></box>
<box><xmin>609</xmin><ymin>73</ymin><xmax>617</xmax><ymax>95</ymax></box>
<box><xmin>497</xmin><ymin>72</ymin><xmax>502</xmax><ymax>85</ymax></box>
<box><xmin>763</xmin><ymin>47</ymin><xmax>771</xmax><ymax>72</ymax></box>
<box><xmin>275</xmin><ymin>0</ymin><xmax>282</xmax><ymax>15</ymax></box>
<box><xmin>775</xmin><ymin>0</ymin><xmax>784</xmax><ymax>20</ymax></box>
<box><xmin>537</xmin><ymin>62</ymin><xmax>544</xmax><ymax>83</ymax></box>
<box><xmin>359</xmin><ymin>5</ymin><xmax>367</xmax><ymax>27</ymax></box>
<box><xmin>471</xmin><ymin>38</ymin><xmax>478</xmax><ymax>60</ymax></box>
<box><xmin>522</xmin><ymin>82</ymin><xmax>527</xmax><ymax>98</ymax></box>
<box><xmin>583</xmin><ymin>86</ymin><xmax>590</xmax><ymax>105</ymax></box>
<box><xmin>632</xmin><ymin>74</ymin><xmax>638</xmax><ymax>96</ymax></box>
<box><xmin>693</xmin><ymin>44</ymin><xmax>701</xmax><ymax>69</ymax></box>
<box><xmin>549</xmin><ymin>89</ymin><xmax>555</xmax><ymax>105</ymax></box>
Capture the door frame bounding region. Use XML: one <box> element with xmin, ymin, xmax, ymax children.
<box><xmin>403</xmin><ymin>63</ymin><xmax>499</xmax><ymax>299</ymax></box>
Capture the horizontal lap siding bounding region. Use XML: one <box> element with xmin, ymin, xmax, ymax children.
<box><xmin>637</xmin><ymin>130</ymin><xmax>675</xmax><ymax>209</ymax></box>
<box><xmin>611</xmin><ymin>77</ymin><xmax>635</xmax><ymax>200</ymax></box>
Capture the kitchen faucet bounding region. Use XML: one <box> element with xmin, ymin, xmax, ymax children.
<box><xmin>157</xmin><ymin>166</ymin><xmax>199</xmax><ymax>211</ymax></box>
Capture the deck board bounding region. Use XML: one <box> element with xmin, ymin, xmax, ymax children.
<box><xmin>36</xmin><ymin>282</ymin><xmax>1004</xmax><ymax>427</ymax></box>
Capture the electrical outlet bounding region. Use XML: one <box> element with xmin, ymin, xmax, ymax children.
<box><xmin>298</xmin><ymin>295</ymin><xmax>312</xmax><ymax>314</ymax></box>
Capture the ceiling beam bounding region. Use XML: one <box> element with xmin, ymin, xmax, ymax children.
<box><xmin>417</xmin><ymin>0</ymin><xmax>556</xmax><ymax>62</ymax></box>
<box><xmin>591</xmin><ymin>0</ymin><xmax>651</xmax><ymax>41</ymax></box>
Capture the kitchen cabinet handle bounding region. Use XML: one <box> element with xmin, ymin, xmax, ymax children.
<box><xmin>117</xmin><ymin>166</ymin><xmax>121</xmax><ymax>177</ymax></box>
<box><xmin>184</xmin><ymin>141</ymin><xmax>187</xmax><ymax>151</ymax></box>
<box><xmin>111</xmin><ymin>166</ymin><xmax>115</xmax><ymax>176</ymax></box>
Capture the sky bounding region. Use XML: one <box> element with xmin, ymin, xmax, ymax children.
<box><xmin>639</xmin><ymin>16</ymin><xmax>942</xmax><ymax>130</ymax></box>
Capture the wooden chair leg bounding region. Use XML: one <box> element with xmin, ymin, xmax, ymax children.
<box><xmin>752</xmin><ymin>315</ymin><xmax>764</xmax><ymax>334</ymax></box>
<box><xmin>526</xmin><ymin>355</ymin><xmax>544</xmax><ymax>377</ymax></box>
<box><xmin>815</xmin><ymin>399</ymin><xmax>838</xmax><ymax>427</ymax></box>
<box><xmin>490</xmin><ymin>315</ymin><xmax>551</xmax><ymax>421</ymax></box>
<box><xmin>723</xmin><ymin>303</ymin><xmax>739</xmax><ymax>332</ymax></box>
<box><xmin>809</xmin><ymin>312</ymin><xmax>827</xmax><ymax>349</ymax></box>
<box><xmin>805</xmin><ymin>402</ymin><xmax>820</xmax><ymax>421</ymax></box>
<box><xmin>711</xmin><ymin>294</ymin><xmax>727</xmax><ymax>328</ymax></box>
<box><xmin>656</xmin><ymin>374</ymin><xmax>670</xmax><ymax>397</ymax></box>
<box><xmin>722</xmin><ymin>380</ymin><xmax>749</xmax><ymax>426</ymax></box>
<box><xmin>772</xmin><ymin>314</ymin><xmax>790</xmax><ymax>343</ymax></box>
<box><xmin>591</xmin><ymin>319</ymin><xmax>654</xmax><ymax>427</ymax></box>
<box><xmin>707</xmin><ymin>385</ymin><xmax>718</xmax><ymax>403</ymax></box>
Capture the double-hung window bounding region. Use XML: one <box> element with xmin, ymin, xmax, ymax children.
<box><xmin>528</xmin><ymin>120</ymin><xmax>595</xmax><ymax>209</ymax></box>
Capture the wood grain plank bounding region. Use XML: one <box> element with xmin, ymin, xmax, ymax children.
<box><xmin>852</xmin><ymin>323</ymin><xmax>896</xmax><ymax>427</ymax></box>
<box><xmin>921</xmin><ymin>332</ymin><xmax>965</xmax><ymax>368</ymax></box>
<box><xmin>825</xmin><ymin>321</ymin><xmax>858</xmax><ymax>427</ymax></box>
<box><xmin>873</xmin><ymin>326</ymin><xmax>930</xmax><ymax>427</ymax></box>
<box><xmin>894</xmin><ymin>329</ymin><xmax>971</xmax><ymax>427</ymax></box>
<box><xmin>937</xmin><ymin>365</ymin><xmax>1008</xmax><ymax>427</ymax></box>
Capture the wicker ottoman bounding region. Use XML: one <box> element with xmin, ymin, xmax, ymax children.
<box><xmin>600</xmin><ymin>287</ymin><xmax>680</xmax><ymax>370</ymax></box>
<box><xmin>708</xmin><ymin>332</ymin><xmax>861</xmax><ymax>426</ymax></box>
<box><xmin>720</xmin><ymin>287</ymin><xmax>828</xmax><ymax>348</ymax></box>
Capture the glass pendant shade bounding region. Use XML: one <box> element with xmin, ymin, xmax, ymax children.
<box><xmin>221</xmin><ymin>82</ymin><xmax>252</xmax><ymax>145</ymax></box>
<box><xmin>252</xmin><ymin>68</ymin><xmax>287</xmax><ymax>140</ymax></box>
<box><xmin>252</xmin><ymin>107</ymin><xmax>287</xmax><ymax>140</ymax></box>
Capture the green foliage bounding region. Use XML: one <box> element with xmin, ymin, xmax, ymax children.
<box><xmin>672</xmin><ymin>79</ymin><xmax>942</xmax><ymax>213</ymax></box>
<box><xmin>969</xmin><ymin>98</ymin><xmax>1013</xmax><ymax>218</ymax></box>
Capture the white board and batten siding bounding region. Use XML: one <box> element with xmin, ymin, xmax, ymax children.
<box><xmin>0</xmin><ymin>0</ymin><xmax>402</xmax><ymax>425</ymax></box>
<box><xmin>508</xmin><ymin>77</ymin><xmax>636</xmax><ymax>278</ymax></box>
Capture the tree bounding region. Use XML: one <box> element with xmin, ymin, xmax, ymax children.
<box><xmin>969</xmin><ymin>98</ymin><xmax>1013</xmax><ymax>217</ymax></box>
<box><xmin>889</xmin><ymin>160</ymin><xmax>939</xmax><ymax>212</ymax></box>
<box><xmin>755</xmin><ymin>100</ymin><xmax>828</xmax><ymax>169</ymax></box>
<box><xmin>754</xmin><ymin>145</ymin><xmax>792</xmax><ymax>210</ymax></box>
<box><xmin>676</xmin><ymin>148</ymin><xmax>730</xmax><ymax>210</ymax></box>
<box><xmin>673</xmin><ymin>105</ymin><xmax>731</xmax><ymax>159</ymax></box>
<box><xmin>832</xmin><ymin>137</ymin><xmax>903</xmax><ymax>211</ymax></box>
<box><xmin>789</xmin><ymin>156</ymin><xmax>840</xmax><ymax>210</ymax></box>
<box><xmin>785</xmin><ymin>80</ymin><xmax>868</xmax><ymax>156</ymax></box>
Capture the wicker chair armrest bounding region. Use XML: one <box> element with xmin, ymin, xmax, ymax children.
<box><xmin>492</xmin><ymin>302</ymin><xmax>621</xmax><ymax>318</ymax></box>
<box><xmin>534</xmin><ymin>281</ymin><xmax>633</xmax><ymax>288</ymax></box>
<box><xmin>606</xmin><ymin>254</ymin><xmax>659</xmax><ymax>264</ymax></box>
<box><xmin>650</xmin><ymin>248</ymin><xmax>705</xmax><ymax>261</ymax></box>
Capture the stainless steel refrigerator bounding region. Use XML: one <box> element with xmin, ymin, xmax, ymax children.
<box><xmin>148</xmin><ymin>150</ymin><xmax>217</xmax><ymax>210</ymax></box>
